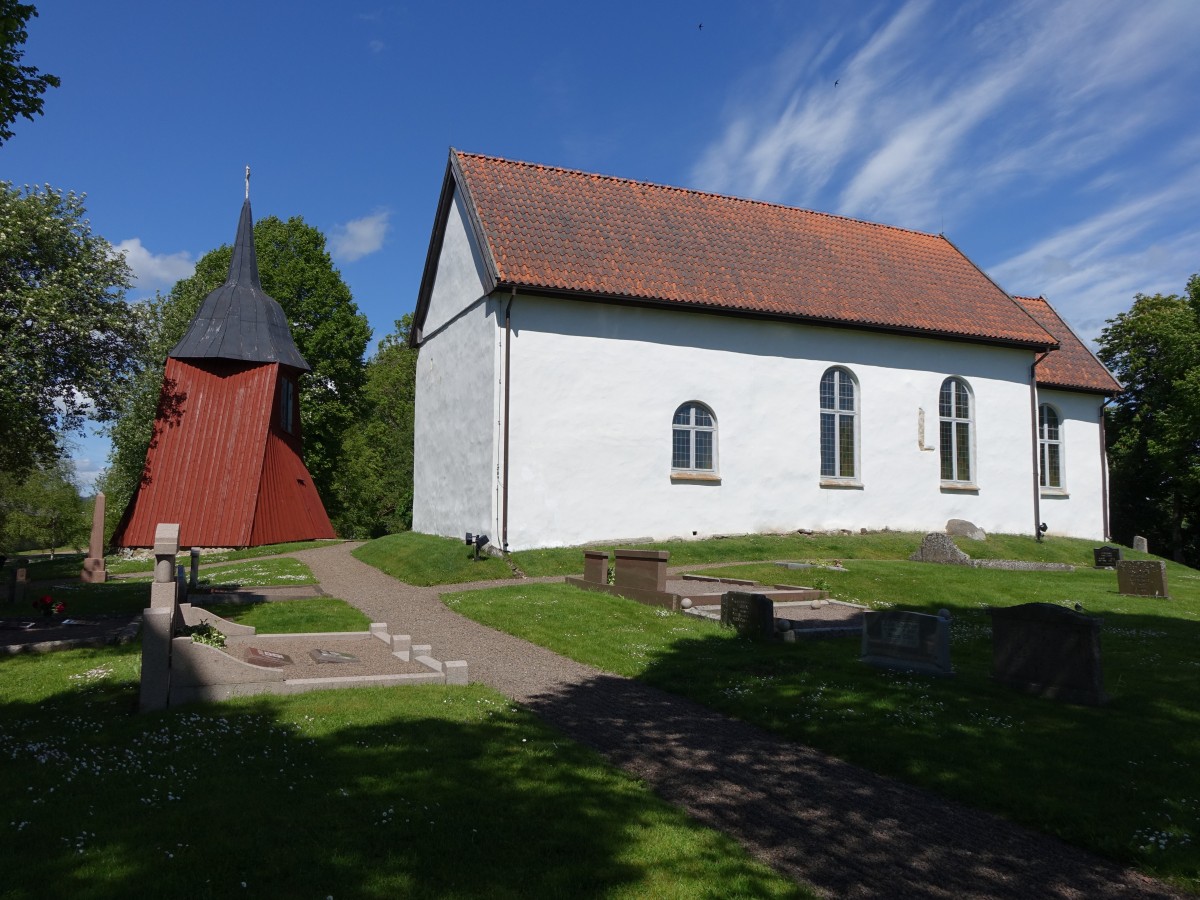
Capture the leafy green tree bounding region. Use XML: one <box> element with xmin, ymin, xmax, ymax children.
<box><xmin>102</xmin><ymin>215</ymin><xmax>370</xmax><ymax>535</ymax></box>
<box><xmin>0</xmin><ymin>458</ymin><xmax>88</xmax><ymax>556</ymax></box>
<box><xmin>0</xmin><ymin>2</ymin><xmax>59</xmax><ymax>145</ymax></box>
<box><xmin>0</xmin><ymin>182</ymin><xmax>140</xmax><ymax>476</ymax></box>
<box><xmin>331</xmin><ymin>315</ymin><xmax>417</xmax><ymax>538</ymax></box>
<box><xmin>1098</xmin><ymin>274</ymin><xmax>1200</xmax><ymax>564</ymax></box>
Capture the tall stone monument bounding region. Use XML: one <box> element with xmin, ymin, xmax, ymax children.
<box><xmin>80</xmin><ymin>492</ymin><xmax>107</xmax><ymax>583</ymax></box>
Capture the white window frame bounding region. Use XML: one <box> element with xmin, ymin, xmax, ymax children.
<box><xmin>671</xmin><ymin>401</ymin><xmax>718</xmax><ymax>478</ymax></box>
<box><xmin>1039</xmin><ymin>403</ymin><xmax>1065</xmax><ymax>491</ymax></box>
<box><xmin>938</xmin><ymin>376</ymin><xmax>975</xmax><ymax>486</ymax></box>
<box><xmin>819</xmin><ymin>366</ymin><xmax>861</xmax><ymax>485</ymax></box>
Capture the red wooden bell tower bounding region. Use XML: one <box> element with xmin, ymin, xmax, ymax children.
<box><xmin>113</xmin><ymin>177</ymin><xmax>335</xmax><ymax>548</ymax></box>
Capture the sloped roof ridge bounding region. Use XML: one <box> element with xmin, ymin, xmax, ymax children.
<box><xmin>454</xmin><ymin>149</ymin><xmax>946</xmax><ymax>244</ymax></box>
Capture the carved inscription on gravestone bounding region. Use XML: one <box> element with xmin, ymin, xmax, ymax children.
<box><xmin>720</xmin><ymin>591</ymin><xmax>775</xmax><ymax>640</ymax></box>
<box><xmin>861</xmin><ymin>609</ymin><xmax>952</xmax><ymax>675</ymax></box>
<box><xmin>245</xmin><ymin>647</ymin><xmax>293</xmax><ymax>668</ymax></box>
<box><xmin>988</xmin><ymin>603</ymin><xmax>1106</xmax><ymax>705</ymax></box>
<box><xmin>1092</xmin><ymin>545</ymin><xmax>1123</xmax><ymax>568</ymax></box>
<box><xmin>310</xmin><ymin>649</ymin><xmax>359</xmax><ymax>664</ymax></box>
<box><xmin>1116</xmin><ymin>560</ymin><xmax>1169</xmax><ymax>598</ymax></box>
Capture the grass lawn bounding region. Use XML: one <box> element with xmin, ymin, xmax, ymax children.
<box><xmin>353</xmin><ymin>532</ymin><xmax>512</xmax><ymax>586</ymax></box>
<box><xmin>445</xmin><ymin>558</ymin><xmax>1200</xmax><ymax>893</ymax></box>
<box><xmin>100</xmin><ymin>540</ymin><xmax>344</xmax><ymax>576</ymax></box>
<box><xmin>201</xmin><ymin>597</ymin><xmax>371</xmax><ymax>633</ymax></box>
<box><xmin>122</xmin><ymin>557</ymin><xmax>318</xmax><ymax>589</ymax></box>
<box><xmin>0</xmin><ymin>643</ymin><xmax>808</xmax><ymax>899</ymax></box>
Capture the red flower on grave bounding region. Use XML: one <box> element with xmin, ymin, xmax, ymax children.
<box><xmin>33</xmin><ymin>595</ymin><xmax>65</xmax><ymax>616</ymax></box>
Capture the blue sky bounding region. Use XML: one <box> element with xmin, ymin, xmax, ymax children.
<box><xmin>6</xmin><ymin>0</ymin><xmax>1199</xmax><ymax>490</ymax></box>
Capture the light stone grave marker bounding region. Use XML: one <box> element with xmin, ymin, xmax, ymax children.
<box><xmin>860</xmin><ymin>609</ymin><xmax>952</xmax><ymax>675</ymax></box>
<box><xmin>1116</xmin><ymin>560</ymin><xmax>1169</xmax><ymax>598</ymax></box>
<box><xmin>310</xmin><ymin>649</ymin><xmax>359</xmax><ymax>664</ymax></box>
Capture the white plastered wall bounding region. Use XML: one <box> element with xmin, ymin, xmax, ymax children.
<box><xmin>498</xmin><ymin>297</ymin><xmax>1105</xmax><ymax>549</ymax></box>
<box><xmin>1035</xmin><ymin>388</ymin><xmax>1108</xmax><ymax>539</ymax></box>
<box><xmin>411</xmin><ymin>187</ymin><xmax>500</xmax><ymax>541</ymax></box>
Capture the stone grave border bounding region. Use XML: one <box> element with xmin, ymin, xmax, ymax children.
<box><xmin>140</xmin><ymin>523</ymin><xmax>467</xmax><ymax>711</ymax></box>
<box><xmin>567</xmin><ymin>550</ymin><xmax>830</xmax><ymax>612</ymax></box>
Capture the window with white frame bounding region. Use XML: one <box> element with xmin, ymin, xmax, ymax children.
<box><xmin>820</xmin><ymin>367</ymin><xmax>858</xmax><ymax>480</ymax></box>
<box><xmin>672</xmin><ymin>402</ymin><xmax>716</xmax><ymax>473</ymax></box>
<box><xmin>1039</xmin><ymin>403</ymin><xmax>1063</xmax><ymax>489</ymax></box>
<box><xmin>939</xmin><ymin>377</ymin><xmax>973</xmax><ymax>483</ymax></box>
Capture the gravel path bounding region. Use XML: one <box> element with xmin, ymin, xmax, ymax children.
<box><xmin>292</xmin><ymin>541</ymin><xmax>1181</xmax><ymax>900</ymax></box>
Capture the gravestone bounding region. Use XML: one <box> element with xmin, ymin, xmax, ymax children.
<box><xmin>720</xmin><ymin>591</ymin><xmax>775</xmax><ymax>640</ymax></box>
<box><xmin>1116</xmin><ymin>560</ymin><xmax>1169</xmax><ymax>598</ymax></box>
<box><xmin>583</xmin><ymin>550</ymin><xmax>608</xmax><ymax>584</ymax></box>
<box><xmin>988</xmin><ymin>603</ymin><xmax>1106</xmax><ymax>705</ymax></box>
<box><xmin>245</xmin><ymin>647</ymin><xmax>293</xmax><ymax>668</ymax></box>
<box><xmin>1092</xmin><ymin>545</ymin><xmax>1122</xmax><ymax>568</ymax></box>
<box><xmin>150</xmin><ymin>523</ymin><xmax>180</xmax><ymax>610</ymax></box>
<box><xmin>8</xmin><ymin>558</ymin><xmax>29</xmax><ymax>607</ymax></box>
<box><xmin>614</xmin><ymin>549</ymin><xmax>668</xmax><ymax>593</ymax></box>
<box><xmin>946</xmin><ymin>518</ymin><xmax>986</xmax><ymax>541</ymax></box>
<box><xmin>860</xmin><ymin>609</ymin><xmax>952</xmax><ymax>675</ymax></box>
<box><xmin>909</xmin><ymin>533</ymin><xmax>972</xmax><ymax>565</ymax></box>
<box><xmin>310</xmin><ymin>649</ymin><xmax>359</xmax><ymax>664</ymax></box>
<box><xmin>1133</xmin><ymin>535</ymin><xmax>1149</xmax><ymax>553</ymax></box>
<box><xmin>80</xmin><ymin>491</ymin><xmax>108</xmax><ymax>583</ymax></box>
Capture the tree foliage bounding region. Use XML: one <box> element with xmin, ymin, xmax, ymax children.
<box><xmin>1098</xmin><ymin>274</ymin><xmax>1200</xmax><ymax>564</ymax></box>
<box><xmin>0</xmin><ymin>458</ymin><xmax>88</xmax><ymax>556</ymax></box>
<box><xmin>102</xmin><ymin>215</ymin><xmax>370</xmax><ymax>536</ymax></box>
<box><xmin>0</xmin><ymin>2</ymin><xmax>59</xmax><ymax>145</ymax></box>
<box><xmin>331</xmin><ymin>315</ymin><xmax>417</xmax><ymax>538</ymax></box>
<box><xmin>0</xmin><ymin>182</ymin><xmax>140</xmax><ymax>475</ymax></box>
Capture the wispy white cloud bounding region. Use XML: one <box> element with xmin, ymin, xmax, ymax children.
<box><xmin>113</xmin><ymin>238</ymin><xmax>195</xmax><ymax>290</ymax></box>
<box><xmin>369</xmin><ymin>39</ymin><xmax>384</xmax><ymax>53</ymax></box>
<box><xmin>990</xmin><ymin>166</ymin><xmax>1200</xmax><ymax>340</ymax></box>
<box><xmin>330</xmin><ymin>209</ymin><xmax>390</xmax><ymax>262</ymax></box>
<box><xmin>691</xmin><ymin>0</ymin><xmax>1200</xmax><ymax>337</ymax></box>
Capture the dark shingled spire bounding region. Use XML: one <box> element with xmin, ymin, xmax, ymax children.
<box><xmin>169</xmin><ymin>199</ymin><xmax>310</xmax><ymax>371</ymax></box>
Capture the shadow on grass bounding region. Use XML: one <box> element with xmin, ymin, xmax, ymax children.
<box><xmin>518</xmin><ymin>644</ymin><xmax>1188</xmax><ymax>899</ymax></box>
<box><xmin>0</xmin><ymin>661</ymin><xmax>801</xmax><ymax>900</ymax></box>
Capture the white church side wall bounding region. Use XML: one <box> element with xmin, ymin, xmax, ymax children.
<box><xmin>501</xmin><ymin>297</ymin><xmax>1089</xmax><ymax>549</ymax></box>
<box><xmin>412</xmin><ymin>188</ymin><xmax>499</xmax><ymax>541</ymax></box>
<box><xmin>1036</xmin><ymin>388</ymin><xmax>1108</xmax><ymax>539</ymax></box>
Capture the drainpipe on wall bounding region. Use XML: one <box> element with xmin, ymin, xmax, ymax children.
<box><xmin>1030</xmin><ymin>351</ymin><xmax>1050</xmax><ymax>541</ymax></box>
<box><xmin>501</xmin><ymin>288</ymin><xmax>514</xmax><ymax>552</ymax></box>
<box><xmin>1100</xmin><ymin>397</ymin><xmax>1114</xmax><ymax>541</ymax></box>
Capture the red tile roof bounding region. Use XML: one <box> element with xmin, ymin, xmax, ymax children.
<box><xmin>1013</xmin><ymin>296</ymin><xmax>1121</xmax><ymax>394</ymax></box>
<box><xmin>446</xmin><ymin>151</ymin><xmax>1058</xmax><ymax>349</ymax></box>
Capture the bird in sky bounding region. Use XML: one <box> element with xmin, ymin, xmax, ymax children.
<box><xmin>834</xmin><ymin>79</ymin><xmax>839</xmax><ymax>86</ymax></box>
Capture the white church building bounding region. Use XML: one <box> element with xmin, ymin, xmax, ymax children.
<box><xmin>409</xmin><ymin>150</ymin><xmax>1120</xmax><ymax>551</ymax></box>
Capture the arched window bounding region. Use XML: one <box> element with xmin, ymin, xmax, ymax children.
<box><xmin>939</xmin><ymin>377</ymin><xmax>973</xmax><ymax>483</ymax></box>
<box><xmin>1039</xmin><ymin>404</ymin><xmax>1063</xmax><ymax>489</ymax></box>
<box><xmin>820</xmin><ymin>367</ymin><xmax>857</xmax><ymax>480</ymax></box>
<box><xmin>672</xmin><ymin>402</ymin><xmax>716</xmax><ymax>472</ymax></box>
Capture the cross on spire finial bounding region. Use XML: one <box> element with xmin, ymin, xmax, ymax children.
<box><xmin>245</xmin><ymin>165</ymin><xmax>251</xmax><ymax>200</ymax></box>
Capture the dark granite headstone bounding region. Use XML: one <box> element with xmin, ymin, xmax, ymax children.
<box><xmin>720</xmin><ymin>591</ymin><xmax>775</xmax><ymax>640</ymax></box>
<box><xmin>310</xmin><ymin>649</ymin><xmax>359</xmax><ymax>664</ymax></box>
<box><xmin>988</xmin><ymin>603</ymin><xmax>1106</xmax><ymax>705</ymax></box>
<box><xmin>861</xmin><ymin>609</ymin><xmax>952</xmax><ymax>675</ymax></box>
<box><xmin>1116</xmin><ymin>560</ymin><xmax>1169</xmax><ymax>598</ymax></box>
<box><xmin>1092</xmin><ymin>546</ymin><xmax>1123</xmax><ymax>568</ymax></box>
<box><xmin>245</xmin><ymin>647</ymin><xmax>293</xmax><ymax>668</ymax></box>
